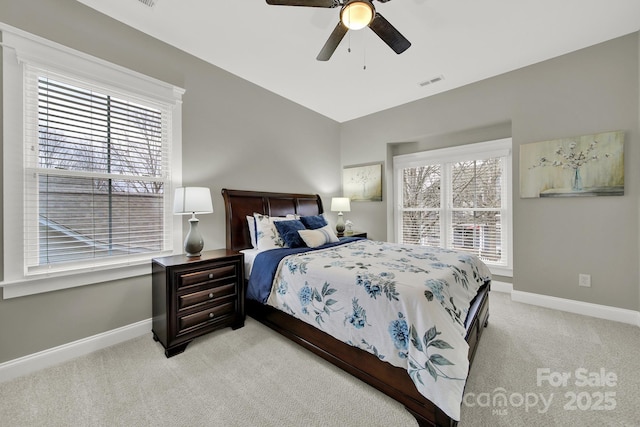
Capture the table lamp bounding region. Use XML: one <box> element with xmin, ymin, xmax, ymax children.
<box><xmin>174</xmin><ymin>187</ymin><xmax>213</xmax><ymax>257</ymax></box>
<box><xmin>331</xmin><ymin>197</ymin><xmax>351</xmax><ymax>235</ymax></box>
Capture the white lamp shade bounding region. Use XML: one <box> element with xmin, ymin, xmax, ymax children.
<box><xmin>331</xmin><ymin>197</ymin><xmax>351</xmax><ymax>212</ymax></box>
<box><xmin>173</xmin><ymin>187</ymin><xmax>213</xmax><ymax>215</ymax></box>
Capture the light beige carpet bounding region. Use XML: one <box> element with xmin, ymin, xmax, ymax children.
<box><xmin>1</xmin><ymin>292</ymin><xmax>638</xmax><ymax>426</ymax></box>
<box><xmin>462</xmin><ymin>293</ymin><xmax>639</xmax><ymax>427</ymax></box>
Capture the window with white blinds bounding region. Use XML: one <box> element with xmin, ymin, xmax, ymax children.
<box><xmin>1</xmin><ymin>26</ymin><xmax>184</xmax><ymax>297</ymax></box>
<box><xmin>394</xmin><ymin>139</ymin><xmax>512</xmax><ymax>274</ymax></box>
<box><xmin>23</xmin><ymin>68</ymin><xmax>172</xmax><ymax>274</ymax></box>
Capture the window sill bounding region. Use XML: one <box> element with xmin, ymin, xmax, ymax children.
<box><xmin>1</xmin><ymin>261</ymin><xmax>156</xmax><ymax>299</ymax></box>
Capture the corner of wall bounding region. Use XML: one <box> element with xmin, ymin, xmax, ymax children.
<box><xmin>385</xmin><ymin>143</ymin><xmax>396</xmax><ymax>243</ymax></box>
<box><xmin>0</xmin><ymin>30</ymin><xmax>4</xmax><ymax>283</ymax></box>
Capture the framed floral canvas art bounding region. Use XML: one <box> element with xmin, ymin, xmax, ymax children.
<box><xmin>343</xmin><ymin>162</ymin><xmax>383</xmax><ymax>201</ymax></box>
<box><xmin>520</xmin><ymin>131</ymin><xmax>624</xmax><ymax>198</ymax></box>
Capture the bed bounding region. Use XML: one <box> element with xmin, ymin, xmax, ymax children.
<box><xmin>221</xmin><ymin>188</ymin><xmax>491</xmax><ymax>427</ymax></box>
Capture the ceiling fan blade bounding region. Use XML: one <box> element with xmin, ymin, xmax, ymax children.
<box><xmin>316</xmin><ymin>21</ymin><xmax>349</xmax><ymax>61</ymax></box>
<box><xmin>368</xmin><ymin>12</ymin><xmax>411</xmax><ymax>54</ymax></box>
<box><xmin>266</xmin><ymin>0</ymin><xmax>338</xmax><ymax>7</ymax></box>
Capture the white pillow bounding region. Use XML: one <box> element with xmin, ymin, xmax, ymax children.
<box><xmin>253</xmin><ymin>213</ymin><xmax>295</xmax><ymax>251</ymax></box>
<box><xmin>246</xmin><ymin>215</ymin><xmax>257</xmax><ymax>248</ymax></box>
<box><xmin>298</xmin><ymin>224</ymin><xmax>339</xmax><ymax>248</ymax></box>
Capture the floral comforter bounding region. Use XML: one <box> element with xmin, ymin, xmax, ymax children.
<box><xmin>264</xmin><ymin>239</ymin><xmax>491</xmax><ymax>421</ymax></box>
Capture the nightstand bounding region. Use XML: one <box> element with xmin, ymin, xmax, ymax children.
<box><xmin>339</xmin><ymin>231</ymin><xmax>367</xmax><ymax>238</ymax></box>
<box><xmin>151</xmin><ymin>249</ymin><xmax>245</xmax><ymax>357</ymax></box>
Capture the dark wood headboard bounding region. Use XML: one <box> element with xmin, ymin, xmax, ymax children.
<box><xmin>221</xmin><ymin>189</ymin><xmax>324</xmax><ymax>252</ymax></box>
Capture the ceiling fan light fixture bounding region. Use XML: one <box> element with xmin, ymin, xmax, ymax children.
<box><xmin>340</xmin><ymin>0</ymin><xmax>374</xmax><ymax>30</ymax></box>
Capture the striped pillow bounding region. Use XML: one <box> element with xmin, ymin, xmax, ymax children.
<box><xmin>298</xmin><ymin>224</ymin><xmax>339</xmax><ymax>248</ymax></box>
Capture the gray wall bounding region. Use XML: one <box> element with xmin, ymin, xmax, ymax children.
<box><xmin>340</xmin><ymin>34</ymin><xmax>640</xmax><ymax>312</ymax></box>
<box><xmin>0</xmin><ymin>0</ymin><xmax>341</xmax><ymax>363</ymax></box>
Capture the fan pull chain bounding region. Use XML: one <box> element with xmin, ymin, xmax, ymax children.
<box><xmin>363</xmin><ymin>36</ymin><xmax>367</xmax><ymax>70</ymax></box>
<box><xmin>347</xmin><ymin>6</ymin><xmax>352</xmax><ymax>53</ymax></box>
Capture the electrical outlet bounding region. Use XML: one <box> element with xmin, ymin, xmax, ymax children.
<box><xmin>579</xmin><ymin>273</ymin><xmax>591</xmax><ymax>287</ymax></box>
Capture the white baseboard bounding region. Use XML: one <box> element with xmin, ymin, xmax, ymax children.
<box><xmin>489</xmin><ymin>280</ymin><xmax>639</xmax><ymax>327</ymax></box>
<box><xmin>0</xmin><ymin>318</ymin><xmax>152</xmax><ymax>383</ymax></box>
<box><xmin>511</xmin><ymin>290</ymin><xmax>640</xmax><ymax>327</ymax></box>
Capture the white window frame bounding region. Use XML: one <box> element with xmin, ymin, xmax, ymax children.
<box><xmin>393</xmin><ymin>138</ymin><xmax>513</xmax><ymax>277</ymax></box>
<box><xmin>1</xmin><ymin>24</ymin><xmax>185</xmax><ymax>298</ymax></box>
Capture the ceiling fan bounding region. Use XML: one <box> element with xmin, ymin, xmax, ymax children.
<box><xmin>266</xmin><ymin>0</ymin><xmax>411</xmax><ymax>61</ymax></box>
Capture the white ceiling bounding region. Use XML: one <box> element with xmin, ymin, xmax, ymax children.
<box><xmin>75</xmin><ymin>0</ymin><xmax>640</xmax><ymax>123</ymax></box>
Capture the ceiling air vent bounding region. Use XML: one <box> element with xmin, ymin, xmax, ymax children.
<box><xmin>418</xmin><ymin>75</ymin><xmax>445</xmax><ymax>87</ymax></box>
<box><xmin>137</xmin><ymin>0</ymin><xmax>156</xmax><ymax>7</ymax></box>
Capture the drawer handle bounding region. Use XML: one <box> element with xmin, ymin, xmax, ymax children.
<box><xmin>208</xmin><ymin>293</ymin><xmax>214</xmax><ymax>299</ymax></box>
<box><xmin>209</xmin><ymin>313</ymin><xmax>215</xmax><ymax>319</ymax></box>
<box><xmin>208</xmin><ymin>273</ymin><xmax>214</xmax><ymax>279</ymax></box>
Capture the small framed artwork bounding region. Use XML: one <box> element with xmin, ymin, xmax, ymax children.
<box><xmin>520</xmin><ymin>130</ymin><xmax>624</xmax><ymax>198</ymax></box>
<box><xmin>343</xmin><ymin>162</ymin><xmax>383</xmax><ymax>201</ymax></box>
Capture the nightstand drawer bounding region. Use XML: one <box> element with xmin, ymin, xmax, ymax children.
<box><xmin>178</xmin><ymin>299</ymin><xmax>235</xmax><ymax>333</ymax></box>
<box><xmin>178</xmin><ymin>282</ymin><xmax>236</xmax><ymax>311</ymax></box>
<box><xmin>178</xmin><ymin>264</ymin><xmax>237</xmax><ymax>289</ymax></box>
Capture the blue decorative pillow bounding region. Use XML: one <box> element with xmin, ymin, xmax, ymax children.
<box><xmin>274</xmin><ymin>220</ymin><xmax>307</xmax><ymax>248</ymax></box>
<box><xmin>299</xmin><ymin>214</ymin><xmax>327</xmax><ymax>230</ymax></box>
